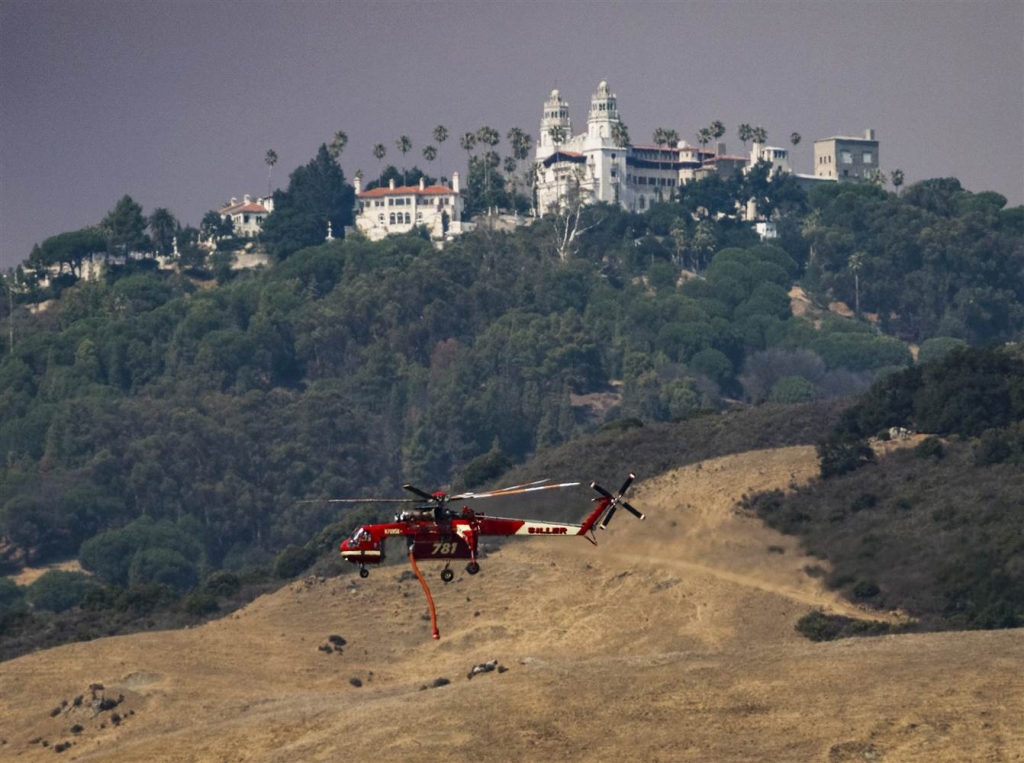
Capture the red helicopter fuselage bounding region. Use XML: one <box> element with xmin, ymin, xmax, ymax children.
<box><xmin>339</xmin><ymin>503</ymin><xmax>608</xmax><ymax>569</ymax></box>
<box><xmin>334</xmin><ymin>475</ymin><xmax>643</xmax><ymax>639</ymax></box>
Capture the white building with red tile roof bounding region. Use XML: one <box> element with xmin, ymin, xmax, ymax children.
<box><xmin>352</xmin><ymin>174</ymin><xmax>464</xmax><ymax>242</ymax></box>
<box><xmin>219</xmin><ymin>194</ymin><xmax>274</xmax><ymax>238</ymax></box>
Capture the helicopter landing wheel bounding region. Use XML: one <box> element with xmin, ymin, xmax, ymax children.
<box><xmin>440</xmin><ymin>568</ymin><xmax>455</xmax><ymax>583</ymax></box>
<box><xmin>359</xmin><ymin>567</ymin><xmax>370</xmax><ymax>579</ymax></box>
<box><xmin>466</xmin><ymin>562</ymin><xmax>480</xmax><ymax>575</ymax></box>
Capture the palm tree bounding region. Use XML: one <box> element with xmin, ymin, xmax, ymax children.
<box><xmin>710</xmin><ymin>121</ymin><xmax>726</xmax><ymax>156</ymax></box>
<box><xmin>611</xmin><ymin>121</ymin><xmax>630</xmax><ymax>148</ymax></box>
<box><xmin>372</xmin><ymin>143</ymin><xmax>387</xmax><ymax>187</ymax></box>
<box><xmin>476</xmin><ymin>126</ymin><xmax>500</xmax><ymax>213</ymax></box>
<box><xmin>460</xmin><ymin>131</ymin><xmax>477</xmax><ymax>162</ymax></box>
<box><xmin>801</xmin><ymin>209</ymin><xmax>823</xmax><ymax>266</ymax></box>
<box><xmin>329</xmin><ymin>131</ymin><xmax>348</xmax><ymax>160</ymax></box>
<box><xmin>504</xmin><ymin>155</ymin><xmax>518</xmax><ymax>211</ymax></box>
<box><xmin>548</xmin><ymin>124</ymin><xmax>566</xmax><ymax>149</ymax></box>
<box><xmin>890</xmin><ymin>169</ymin><xmax>905</xmax><ymax>195</ymax></box>
<box><xmin>422</xmin><ymin>145</ymin><xmax>437</xmax><ymax>180</ymax></box>
<box><xmin>696</xmin><ymin>128</ymin><xmax>712</xmax><ymax>160</ymax></box>
<box><xmin>738</xmin><ymin>123</ymin><xmax>753</xmax><ymax>153</ymax></box>
<box><xmin>547</xmin><ymin>125</ymin><xmax>566</xmax><ymax>211</ymax></box>
<box><xmin>691</xmin><ymin>219</ymin><xmax>715</xmax><ymax>272</ymax></box>
<box><xmin>506</xmin><ymin>128</ymin><xmax>530</xmax><ymax>213</ymax></box>
<box><xmin>264</xmin><ymin>149</ymin><xmax>278</xmax><ymax>197</ymax></box>
<box><xmin>396</xmin><ymin>135</ymin><xmax>412</xmax><ymax>185</ymax></box>
<box><xmin>433</xmin><ymin>125</ymin><xmax>449</xmax><ymax>181</ymax></box>
<box><xmin>752</xmin><ymin>126</ymin><xmax>768</xmax><ymax>146</ymax></box>
<box><xmin>789</xmin><ymin>132</ymin><xmax>801</xmax><ymax>171</ymax></box>
<box><xmin>848</xmin><ymin>251</ymin><xmax>866</xmax><ymax>318</ymax></box>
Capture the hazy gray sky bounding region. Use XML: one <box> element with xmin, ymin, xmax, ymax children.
<box><xmin>1</xmin><ymin>0</ymin><xmax>1022</xmax><ymax>270</ymax></box>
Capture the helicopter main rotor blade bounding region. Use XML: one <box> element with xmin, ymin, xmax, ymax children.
<box><xmin>298</xmin><ymin>497</ymin><xmax>420</xmax><ymax>504</ymax></box>
<box><xmin>599</xmin><ymin>503</ymin><xmax>618</xmax><ymax>530</ymax></box>
<box><xmin>484</xmin><ymin>478</ymin><xmax>551</xmax><ymax>494</ymax></box>
<box><xmin>590</xmin><ymin>482</ymin><xmax>614</xmax><ymax>500</ymax></box>
<box><xmin>617</xmin><ymin>473</ymin><xmax>636</xmax><ymax>498</ymax></box>
<box><xmin>453</xmin><ymin>481</ymin><xmax>580</xmax><ymax>500</ymax></box>
<box><xmin>402</xmin><ymin>484</ymin><xmax>436</xmax><ymax>501</ymax></box>
<box><xmin>621</xmin><ymin>501</ymin><xmax>646</xmax><ymax>520</ymax></box>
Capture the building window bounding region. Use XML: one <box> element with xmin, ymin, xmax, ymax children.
<box><xmin>404</xmin><ymin>213</ymin><xmax>411</xmax><ymax>224</ymax></box>
<box><xmin>389</xmin><ymin>213</ymin><xmax>395</xmax><ymax>224</ymax></box>
<box><xmin>863</xmin><ymin>152</ymin><xmax>873</xmax><ymax>164</ymax></box>
<box><xmin>416</xmin><ymin>212</ymin><xmax>423</xmax><ymax>222</ymax></box>
<box><xmin>840</xmin><ymin>151</ymin><xmax>853</xmax><ymax>164</ymax></box>
<box><xmin>378</xmin><ymin>213</ymin><xmax>384</xmax><ymax>223</ymax></box>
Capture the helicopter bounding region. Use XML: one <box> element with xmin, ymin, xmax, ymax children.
<box><xmin>325</xmin><ymin>474</ymin><xmax>644</xmax><ymax>639</ymax></box>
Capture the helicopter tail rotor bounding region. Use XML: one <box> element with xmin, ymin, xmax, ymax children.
<box><xmin>591</xmin><ymin>473</ymin><xmax>645</xmax><ymax>530</ymax></box>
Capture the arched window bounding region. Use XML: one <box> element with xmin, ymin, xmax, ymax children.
<box><xmin>389</xmin><ymin>213</ymin><xmax>395</xmax><ymax>224</ymax></box>
<box><xmin>404</xmin><ymin>212</ymin><xmax>411</xmax><ymax>224</ymax></box>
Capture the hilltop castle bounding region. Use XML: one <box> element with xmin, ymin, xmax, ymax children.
<box><xmin>534</xmin><ymin>81</ymin><xmax>874</xmax><ymax>216</ymax></box>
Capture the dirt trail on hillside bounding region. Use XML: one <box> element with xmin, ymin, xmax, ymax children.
<box><xmin>1</xmin><ymin>446</ymin><xmax>1021</xmax><ymax>762</ymax></box>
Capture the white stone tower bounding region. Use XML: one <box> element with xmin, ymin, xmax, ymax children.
<box><xmin>537</xmin><ymin>89</ymin><xmax>571</xmax><ymax>158</ymax></box>
<box><xmin>587</xmin><ymin>80</ymin><xmax>619</xmax><ymax>140</ymax></box>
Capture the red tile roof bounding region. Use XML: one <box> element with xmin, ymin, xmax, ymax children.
<box><xmin>358</xmin><ymin>185</ymin><xmax>457</xmax><ymax>198</ymax></box>
<box><xmin>228</xmin><ymin>203</ymin><xmax>268</xmax><ymax>213</ymax></box>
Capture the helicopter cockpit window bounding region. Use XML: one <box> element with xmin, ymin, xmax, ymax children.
<box><xmin>351</xmin><ymin>528</ymin><xmax>369</xmax><ymax>544</ymax></box>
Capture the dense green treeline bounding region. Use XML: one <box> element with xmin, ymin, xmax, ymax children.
<box><xmin>1</xmin><ymin>222</ymin><xmax>906</xmax><ymax>578</ymax></box>
<box><xmin>803</xmin><ymin>179</ymin><xmax>1024</xmax><ymax>343</ymax></box>
<box><xmin>1</xmin><ymin>167</ymin><xmax>1022</xmax><ymax>646</ymax></box>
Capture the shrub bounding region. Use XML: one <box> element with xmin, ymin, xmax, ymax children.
<box><xmin>853</xmin><ymin>580</ymin><xmax>880</xmax><ymax>599</ymax></box>
<box><xmin>769</xmin><ymin>376</ymin><xmax>816</xmax><ymax>404</ymax></box>
<box><xmin>974</xmin><ymin>430</ymin><xmax>1012</xmax><ymax>465</ymax></box>
<box><xmin>202</xmin><ymin>571</ymin><xmax>241</xmax><ymax>598</ymax></box>
<box><xmin>128</xmin><ymin>548</ymin><xmax>198</xmax><ymax>593</ymax></box>
<box><xmin>461</xmin><ymin>442</ymin><xmax>513</xmax><ymax>489</ymax></box>
<box><xmin>183</xmin><ymin>591</ymin><xmax>219</xmax><ymax>616</ymax></box>
<box><xmin>915</xmin><ymin>436</ymin><xmax>945</xmax><ymax>460</ymax></box>
<box><xmin>688</xmin><ymin>348</ymin><xmax>734</xmax><ymax>388</ymax></box>
<box><xmin>817</xmin><ymin>436</ymin><xmax>876</xmax><ymax>478</ymax></box>
<box><xmin>118</xmin><ymin>583</ymin><xmax>178</xmax><ymax>614</ymax></box>
<box><xmin>849</xmin><ymin>493</ymin><xmax>877</xmax><ymax>513</ymax></box>
<box><xmin>795</xmin><ymin>610</ymin><xmax>893</xmax><ymax>641</ymax></box>
<box><xmin>26</xmin><ymin>570</ymin><xmax>98</xmax><ymax>613</ymax></box>
<box><xmin>597</xmin><ymin>416</ymin><xmax>644</xmax><ymax>434</ymax></box>
<box><xmin>917</xmin><ymin>337</ymin><xmax>967</xmax><ymax>366</ymax></box>
<box><xmin>274</xmin><ymin>544</ymin><xmax>317</xmax><ymax>579</ymax></box>
<box><xmin>0</xmin><ymin>578</ymin><xmax>28</xmax><ymax>633</ymax></box>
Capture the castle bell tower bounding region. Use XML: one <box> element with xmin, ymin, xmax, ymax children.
<box><xmin>538</xmin><ymin>88</ymin><xmax>571</xmax><ymax>157</ymax></box>
<box><xmin>587</xmin><ymin>80</ymin><xmax>619</xmax><ymax>140</ymax></box>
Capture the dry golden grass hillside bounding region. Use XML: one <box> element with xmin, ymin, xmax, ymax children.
<box><xmin>2</xmin><ymin>446</ymin><xmax>1022</xmax><ymax>762</ymax></box>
